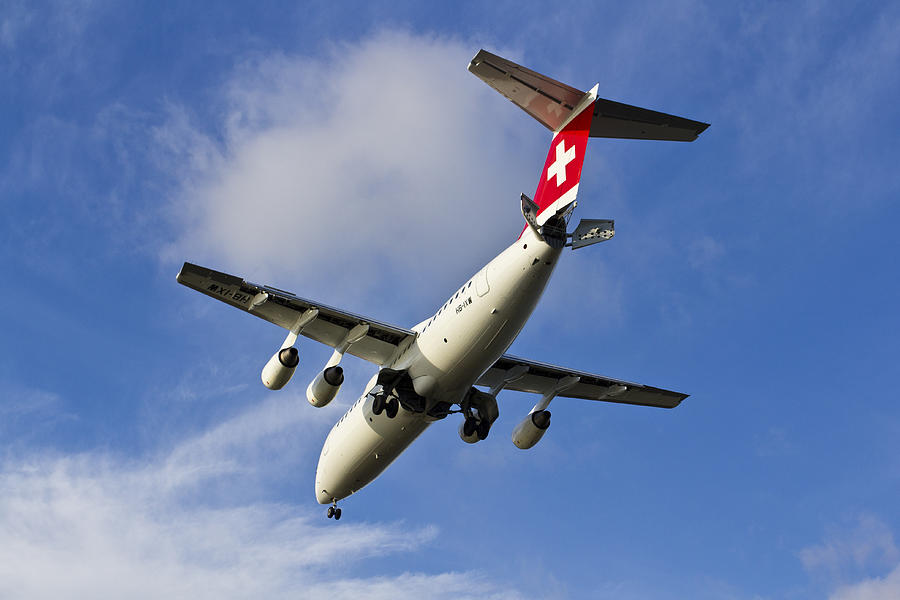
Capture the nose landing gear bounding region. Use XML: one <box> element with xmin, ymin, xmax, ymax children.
<box><xmin>326</xmin><ymin>500</ymin><xmax>342</xmax><ymax>520</ymax></box>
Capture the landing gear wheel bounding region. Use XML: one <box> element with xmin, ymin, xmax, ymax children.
<box><xmin>476</xmin><ymin>419</ymin><xmax>490</xmax><ymax>440</ymax></box>
<box><xmin>463</xmin><ymin>416</ymin><xmax>478</xmax><ymax>437</ymax></box>
<box><xmin>327</xmin><ymin>506</ymin><xmax>335</xmax><ymax>519</ymax></box>
<box><xmin>372</xmin><ymin>395</ymin><xmax>385</xmax><ymax>415</ymax></box>
<box><xmin>386</xmin><ymin>398</ymin><xmax>399</xmax><ymax>419</ymax></box>
<box><xmin>334</xmin><ymin>508</ymin><xmax>342</xmax><ymax>520</ymax></box>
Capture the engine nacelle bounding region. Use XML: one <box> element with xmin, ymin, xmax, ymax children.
<box><xmin>458</xmin><ymin>420</ymin><xmax>480</xmax><ymax>444</ymax></box>
<box><xmin>261</xmin><ymin>347</ymin><xmax>300</xmax><ymax>390</ymax></box>
<box><xmin>512</xmin><ymin>410</ymin><xmax>551</xmax><ymax>449</ymax></box>
<box><xmin>307</xmin><ymin>366</ymin><xmax>344</xmax><ymax>408</ymax></box>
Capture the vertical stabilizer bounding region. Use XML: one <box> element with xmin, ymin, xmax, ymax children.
<box><xmin>469</xmin><ymin>48</ymin><xmax>709</xmax><ymax>230</ymax></box>
<box><xmin>532</xmin><ymin>87</ymin><xmax>597</xmax><ymax>225</ymax></box>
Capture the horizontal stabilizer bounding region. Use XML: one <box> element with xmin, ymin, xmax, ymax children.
<box><xmin>590</xmin><ymin>97</ymin><xmax>709</xmax><ymax>141</ymax></box>
<box><xmin>469</xmin><ymin>49</ymin><xmax>585</xmax><ymax>133</ymax></box>
<box><xmin>469</xmin><ymin>49</ymin><xmax>709</xmax><ymax>141</ymax></box>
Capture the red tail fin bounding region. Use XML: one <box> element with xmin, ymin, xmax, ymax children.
<box><xmin>532</xmin><ymin>101</ymin><xmax>595</xmax><ymax>225</ymax></box>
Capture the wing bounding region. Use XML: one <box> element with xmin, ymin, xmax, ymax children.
<box><xmin>476</xmin><ymin>354</ymin><xmax>687</xmax><ymax>409</ymax></box>
<box><xmin>176</xmin><ymin>262</ymin><xmax>415</xmax><ymax>366</ymax></box>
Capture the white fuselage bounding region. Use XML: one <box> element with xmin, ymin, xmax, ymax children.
<box><xmin>315</xmin><ymin>227</ymin><xmax>561</xmax><ymax>504</ymax></box>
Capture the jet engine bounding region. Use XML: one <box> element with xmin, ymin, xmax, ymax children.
<box><xmin>511</xmin><ymin>410</ymin><xmax>551</xmax><ymax>449</ymax></box>
<box><xmin>307</xmin><ymin>366</ymin><xmax>344</xmax><ymax>408</ymax></box>
<box><xmin>261</xmin><ymin>347</ymin><xmax>300</xmax><ymax>390</ymax></box>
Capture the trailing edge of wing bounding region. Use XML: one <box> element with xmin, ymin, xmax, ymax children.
<box><xmin>468</xmin><ymin>48</ymin><xmax>709</xmax><ymax>141</ymax></box>
<box><xmin>476</xmin><ymin>354</ymin><xmax>688</xmax><ymax>409</ymax></box>
<box><xmin>176</xmin><ymin>262</ymin><xmax>416</xmax><ymax>366</ymax></box>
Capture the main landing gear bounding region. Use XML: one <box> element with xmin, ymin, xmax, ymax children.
<box><xmin>326</xmin><ymin>500</ymin><xmax>342</xmax><ymax>520</ymax></box>
<box><xmin>463</xmin><ymin>414</ymin><xmax>491</xmax><ymax>440</ymax></box>
<box><xmin>371</xmin><ymin>393</ymin><xmax>399</xmax><ymax>419</ymax></box>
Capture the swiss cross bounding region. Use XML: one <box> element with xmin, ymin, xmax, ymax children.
<box><xmin>546</xmin><ymin>139</ymin><xmax>576</xmax><ymax>187</ymax></box>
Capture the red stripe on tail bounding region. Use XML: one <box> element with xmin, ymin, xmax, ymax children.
<box><xmin>532</xmin><ymin>102</ymin><xmax>595</xmax><ymax>221</ymax></box>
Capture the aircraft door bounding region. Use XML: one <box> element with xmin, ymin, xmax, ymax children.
<box><xmin>475</xmin><ymin>267</ymin><xmax>489</xmax><ymax>297</ymax></box>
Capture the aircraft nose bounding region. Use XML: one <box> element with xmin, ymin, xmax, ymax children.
<box><xmin>315</xmin><ymin>455</ymin><xmax>352</xmax><ymax>504</ymax></box>
<box><xmin>315</xmin><ymin>456</ymin><xmax>336</xmax><ymax>504</ymax></box>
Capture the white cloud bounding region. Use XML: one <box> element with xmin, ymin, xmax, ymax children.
<box><xmin>829</xmin><ymin>564</ymin><xmax>900</xmax><ymax>600</ymax></box>
<box><xmin>801</xmin><ymin>515</ymin><xmax>900</xmax><ymax>599</ymax></box>
<box><xmin>800</xmin><ymin>515</ymin><xmax>899</xmax><ymax>577</ymax></box>
<box><xmin>0</xmin><ymin>393</ymin><xmax>523</xmax><ymax>599</ymax></box>
<box><xmin>159</xmin><ymin>31</ymin><xmax>541</xmax><ymax>313</ymax></box>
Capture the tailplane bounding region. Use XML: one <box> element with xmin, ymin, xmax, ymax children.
<box><xmin>469</xmin><ymin>49</ymin><xmax>709</xmax><ymax>225</ymax></box>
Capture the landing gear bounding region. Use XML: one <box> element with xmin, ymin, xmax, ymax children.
<box><xmin>327</xmin><ymin>501</ymin><xmax>342</xmax><ymax>520</ymax></box>
<box><xmin>463</xmin><ymin>414</ymin><xmax>490</xmax><ymax>440</ymax></box>
<box><xmin>459</xmin><ymin>387</ymin><xmax>498</xmax><ymax>442</ymax></box>
<box><xmin>476</xmin><ymin>419</ymin><xmax>490</xmax><ymax>440</ymax></box>
<box><xmin>372</xmin><ymin>394</ymin><xmax>399</xmax><ymax>419</ymax></box>
<box><xmin>385</xmin><ymin>397</ymin><xmax>399</xmax><ymax>419</ymax></box>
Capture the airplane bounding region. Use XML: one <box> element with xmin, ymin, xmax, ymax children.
<box><xmin>177</xmin><ymin>49</ymin><xmax>708</xmax><ymax>520</ymax></box>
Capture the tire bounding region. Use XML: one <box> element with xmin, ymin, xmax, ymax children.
<box><xmin>334</xmin><ymin>508</ymin><xmax>342</xmax><ymax>520</ymax></box>
<box><xmin>476</xmin><ymin>420</ymin><xmax>490</xmax><ymax>440</ymax></box>
<box><xmin>327</xmin><ymin>506</ymin><xmax>335</xmax><ymax>519</ymax></box>
<box><xmin>463</xmin><ymin>417</ymin><xmax>477</xmax><ymax>437</ymax></box>
<box><xmin>386</xmin><ymin>398</ymin><xmax>399</xmax><ymax>419</ymax></box>
<box><xmin>372</xmin><ymin>395</ymin><xmax>385</xmax><ymax>415</ymax></box>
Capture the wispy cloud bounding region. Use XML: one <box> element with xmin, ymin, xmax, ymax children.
<box><xmin>157</xmin><ymin>31</ymin><xmax>541</xmax><ymax>315</ymax></box>
<box><xmin>725</xmin><ymin>3</ymin><xmax>900</xmax><ymax>210</ymax></box>
<box><xmin>800</xmin><ymin>514</ymin><xmax>900</xmax><ymax>599</ymax></box>
<box><xmin>800</xmin><ymin>515</ymin><xmax>899</xmax><ymax>577</ymax></box>
<box><xmin>0</xmin><ymin>382</ymin><xmax>62</xmax><ymax>419</ymax></box>
<box><xmin>0</xmin><ymin>382</ymin><xmax>77</xmax><ymax>448</ymax></box>
<box><xmin>0</xmin><ymin>392</ymin><xmax>522</xmax><ymax>599</ymax></box>
<box><xmin>0</xmin><ymin>2</ymin><xmax>32</xmax><ymax>50</ymax></box>
<box><xmin>829</xmin><ymin>564</ymin><xmax>900</xmax><ymax>600</ymax></box>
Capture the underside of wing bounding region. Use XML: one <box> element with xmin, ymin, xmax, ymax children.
<box><xmin>477</xmin><ymin>354</ymin><xmax>688</xmax><ymax>409</ymax></box>
<box><xmin>177</xmin><ymin>262</ymin><xmax>415</xmax><ymax>366</ymax></box>
<box><xmin>468</xmin><ymin>49</ymin><xmax>585</xmax><ymax>132</ymax></box>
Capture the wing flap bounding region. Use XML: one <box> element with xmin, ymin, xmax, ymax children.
<box><xmin>477</xmin><ymin>354</ymin><xmax>687</xmax><ymax>409</ymax></box>
<box><xmin>177</xmin><ymin>262</ymin><xmax>415</xmax><ymax>366</ymax></box>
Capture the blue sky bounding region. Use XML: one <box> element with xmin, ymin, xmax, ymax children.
<box><xmin>2</xmin><ymin>1</ymin><xmax>899</xmax><ymax>598</ymax></box>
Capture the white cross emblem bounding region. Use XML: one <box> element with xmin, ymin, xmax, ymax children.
<box><xmin>546</xmin><ymin>140</ymin><xmax>576</xmax><ymax>187</ymax></box>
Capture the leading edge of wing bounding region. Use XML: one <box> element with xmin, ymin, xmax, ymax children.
<box><xmin>479</xmin><ymin>354</ymin><xmax>689</xmax><ymax>409</ymax></box>
<box><xmin>177</xmin><ymin>262</ymin><xmax>417</xmax><ymax>363</ymax></box>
